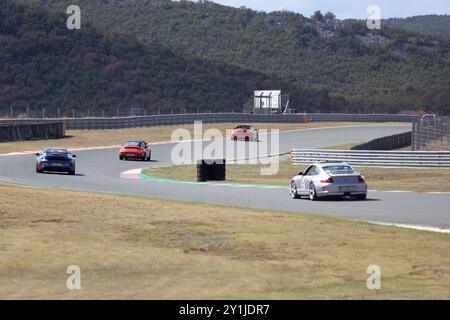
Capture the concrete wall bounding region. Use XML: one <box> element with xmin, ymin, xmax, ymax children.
<box><xmin>351</xmin><ymin>132</ymin><xmax>412</xmax><ymax>151</ymax></box>
<box><xmin>0</xmin><ymin>121</ymin><xmax>65</xmax><ymax>142</ymax></box>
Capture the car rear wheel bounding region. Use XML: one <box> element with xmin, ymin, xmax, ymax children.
<box><xmin>355</xmin><ymin>193</ymin><xmax>367</xmax><ymax>200</ymax></box>
<box><xmin>68</xmin><ymin>169</ymin><xmax>75</xmax><ymax>175</ymax></box>
<box><xmin>245</xmin><ymin>136</ymin><xmax>250</xmax><ymax>142</ymax></box>
<box><xmin>309</xmin><ymin>183</ymin><xmax>318</xmax><ymax>201</ymax></box>
<box><xmin>233</xmin><ymin>136</ymin><xmax>238</xmax><ymax>141</ymax></box>
<box><xmin>119</xmin><ymin>156</ymin><xmax>123</xmax><ymax>160</ymax></box>
<box><xmin>290</xmin><ymin>181</ymin><xmax>300</xmax><ymax>199</ymax></box>
<box><xmin>36</xmin><ymin>166</ymin><xmax>43</xmax><ymax>174</ymax></box>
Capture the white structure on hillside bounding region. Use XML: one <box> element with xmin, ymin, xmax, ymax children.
<box><xmin>254</xmin><ymin>90</ymin><xmax>283</xmax><ymax>114</ymax></box>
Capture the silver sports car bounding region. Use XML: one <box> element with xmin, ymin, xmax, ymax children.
<box><xmin>290</xmin><ymin>162</ymin><xmax>368</xmax><ymax>200</ymax></box>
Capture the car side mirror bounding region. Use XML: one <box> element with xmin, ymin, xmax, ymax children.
<box><xmin>298</xmin><ymin>172</ymin><xmax>304</xmax><ymax>176</ymax></box>
<box><xmin>35</xmin><ymin>153</ymin><xmax>41</xmax><ymax>156</ymax></box>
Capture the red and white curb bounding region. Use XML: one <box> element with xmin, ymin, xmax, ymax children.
<box><xmin>120</xmin><ymin>169</ymin><xmax>143</xmax><ymax>180</ymax></box>
<box><xmin>120</xmin><ymin>168</ymin><xmax>288</xmax><ymax>189</ymax></box>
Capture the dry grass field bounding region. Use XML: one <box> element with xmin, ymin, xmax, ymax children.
<box><xmin>1</xmin><ymin>184</ymin><xmax>450</xmax><ymax>299</ymax></box>
<box><xmin>422</xmin><ymin>138</ymin><xmax>450</xmax><ymax>151</ymax></box>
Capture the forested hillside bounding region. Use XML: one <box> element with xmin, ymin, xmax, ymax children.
<box><xmin>385</xmin><ymin>15</ymin><xmax>450</xmax><ymax>39</ymax></box>
<box><xmin>0</xmin><ymin>0</ymin><xmax>334</xmax><ymax>117</ymax></box>
<box><xmin>25</xmin><ymin>0</ymin><xmax>450</xmax><ymax>114</ymax></box>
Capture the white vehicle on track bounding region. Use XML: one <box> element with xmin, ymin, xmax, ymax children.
<box><xmin>290</xmin><ymin>162</ymin><xmax>368</xmax><ymax>200</ymax></box>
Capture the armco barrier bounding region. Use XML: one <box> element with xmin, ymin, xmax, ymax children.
<box><xmin>351</xmin><ymin>132</ymin><xmax>412</xmax><ymax>151</ymax></box>
<box><xmin>291</xmin><ymin>149</ymin><xmax>450</xmax><ymax>168</ymax></box>
<box><xmin>0</xmin><ymin>113</ymin><xmax>418</xmax><ymax>130</ymax></box>
<box><xmin>0</xmin><ymin>121</ymin><xmax>65</xmax><ymax>142</ymax></box>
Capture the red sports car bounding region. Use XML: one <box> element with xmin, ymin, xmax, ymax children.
<box><xmin>231</xmin><ymin>125</ymin><xmax>259</xmax><ymax>142</ymax></box>
<box><xmin>119</xmin><ymin>140</ymin><xmax>151</xmax><ymax>161</ymax></box>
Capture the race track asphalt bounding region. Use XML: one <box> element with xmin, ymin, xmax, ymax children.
<box><xmin>1</xmin><ymin>124</ymin><xmax>450</xmax><ymax>229</ymax></box>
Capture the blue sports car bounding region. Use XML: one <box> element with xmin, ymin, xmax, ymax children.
<box><xmin>35</xmin><ymin>148</ymin><xmax>77</xmax><ymax>175</ymax></box>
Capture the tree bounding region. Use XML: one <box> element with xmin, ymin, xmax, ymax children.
<box><xmin>324</xmin><ymin>12</ymin><xmax>336</xmax><ymax>22</ymax></box>
<box><xmin>311</xmin><ymin>10</ymin><xmax>324</xmax><ymax>22</ymax></box>
<box><xmin>421</xmin><ymin>90</ymin><xmax>450</xmax><ymax>115</ymax></box>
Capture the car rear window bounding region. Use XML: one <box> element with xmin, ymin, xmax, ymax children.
<box><xmin>323</xmin><ymin>165</ymin><xmax>356</xmax><ymax>175</ymax></box>
<box><xmin>46</xmin><ymin>149</ymin><xmax>68</xmax><ymax>155</ymax></box>
<box><xmin>124</xmin><ymin>142</ymin><xmax>141</xmax><ymax>147</ymax></box>
<box><xmin>45</xmin><ymin>150</ymin><xmax>70</xmax><ymax>159</ymax></box>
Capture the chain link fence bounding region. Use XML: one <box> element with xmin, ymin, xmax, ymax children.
<box><xmin>0</xmin><ymin>113</ymin><xmax>418</xmax><ymax>131</ymax></box>
<box><xmin>0</xmin><ymin>108</ymin><xmax>233</xmax><ymax>119</ymax></box>
<box><xmin>412</xmin><ymin>117</ymin><xmax>450</xmax><ymax>151</ymax></box>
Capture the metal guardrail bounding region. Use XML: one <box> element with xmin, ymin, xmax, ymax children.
<box><xmin>291</xmin><ymin>149</ymin><xmax>450</xmax><ymax>168</ymax></box>
<box><xmin>0</xmin><ymin>113</ymin><xmax>418</xmax><ymax>130</ymax></box>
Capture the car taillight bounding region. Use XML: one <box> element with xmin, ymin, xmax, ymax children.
<box><xmin>320</xmin><ymin>177</ymin><xmax>334</xmax><ymax>184</ymax></box>
<box><xmin>358</xmin><ymin>176</ymin><xmax>366</xmax><ymax>183</ymax></box>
